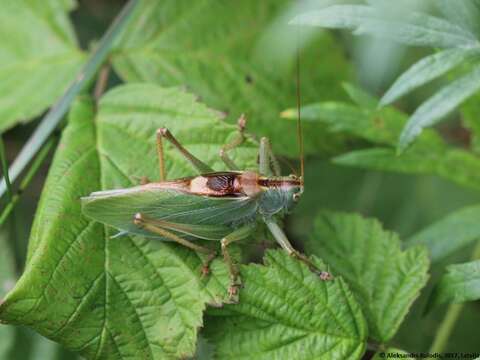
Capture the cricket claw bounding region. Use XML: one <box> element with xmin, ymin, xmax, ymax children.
<box><xmin>201</xmin><ymin>265</ymin><xmax>210</xmax><ymax>277</ymax></box>
<box><xmin>319</xmin><ymin>271</ymin><xmax>333</xmax><ymax>281</ymax></box>
<box><xmin>133</xmin><ymin>213</ymin><xmax>143</xmax><ymax>226</ymax></box>
<box><xmin>226</xmin><ymin>283</ymin><xmax>241</xmax><ymax>304</ymax></box>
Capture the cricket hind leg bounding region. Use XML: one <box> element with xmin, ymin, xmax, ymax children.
<box><xmin>219</xmin><ymin>114</ymin><xmax>247</xmax><ymax>171</ymax></box>
<box><xmin>220</xmin><ymin>224</ymin><xmax>255</xmax><ymax>303</ymax></box>
<box><xmin>264</xmin><ymin>217</ymin><xmax>332</xmax><ymax>280</ymax></box>
<box><xmin>259</xmin><ymin>137</ymin><xmax>281</xmax><ymax>176</ymax></box>
<box><xmin>156</xmin><ymin>128</ymin><xmax>214</xmax><ymax>180</ymax></box>
<box><xmin>133</xmin><ymin>213</ymin><xmax>217</xmax><ymax>274</ymax></box>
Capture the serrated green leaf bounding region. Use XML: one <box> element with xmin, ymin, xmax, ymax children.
<box><xmin>204</xmin><ymin>250</ymin><xmax>367</xmax><ymax>360</ymax></box>
<box><xmin>399</xmin><ymin>65</ymin><xmax>480</xmax><ymax>152</ymax></box>
<box><xmin>380</xmin><ymin>48</ymin><xmax>479</xmax><ymax>106</ymax></box>
<box><xmin>333</xmin><ymin>147</ymin><xmax>480</xmax><ymax>192</ymax></box>
<box><xmin>291</xmin><ymin>5</ymin><xmax>479</xmax><ymax>48</ymax></box>
<box><xmin>436</xmin><ymin>0</ymin><xmax>480</xmax><ymax>37</ymax></box>
<box><xmin>342</xmin><ymin>82</ymin><xmax>378</xmax><ymax>109</ymax></box>
<box><xmin>0</xmin><ymin>84</ymin><xmax>259</xmax><ymax>359</ymax></box>
<box><xmin>407</xmin><ymin>205</ymin><xmax>480</xmax><ymax>262</ymax></box>
<box><xmin>427</xmin><ymin>259</ymin><xmax>480</xmax><ymax>309</ymax></box>
<box><xmin>0</xmin><ymin>0</ymin><xmax>84</xmax><ymax>132</ymax></box>
<box><xmin>306</xmin><ymin>211</ymin><xmax>429</xmax><ymax>342</ymax></box>
<box><xmin>111</xmin><ymin>0</ymin><xmax>352</xmax><ymax>156</ymax></box>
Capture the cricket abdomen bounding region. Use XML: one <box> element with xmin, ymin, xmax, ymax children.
<box><xmin>189</xmin><ymin>171</ymin><xmax>261</xmax><ymax>197</ymax></box>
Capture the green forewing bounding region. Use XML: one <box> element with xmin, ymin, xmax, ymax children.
<box><xmin>82</xmin><ymin>184</ymin><xmax>258</xmax><ymax>240</ymax></box>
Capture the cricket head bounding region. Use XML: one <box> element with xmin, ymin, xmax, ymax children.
<box><xmin>257</xmin><ymin>174</ymin><xmax>304</xmax><ymax>216</ymax></box>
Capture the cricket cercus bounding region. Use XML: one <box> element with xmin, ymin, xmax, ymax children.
<box><xmin>81</xmin><ymin>115</ymin><xmax>332</xmax><ymax>303</ymax></box>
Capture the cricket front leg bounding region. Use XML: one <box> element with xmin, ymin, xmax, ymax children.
<box><xmin>220</xmin><ymin>224</ymin><xmax>255</xmax><ymax>303</ymax></box>
<box><xmin>133</xmin><ymin>213</ymin><xmax>217</xmax><ymax>274</ymax></box>
<box><xmin>264</xmin><ymin>217</ymin><xmax>332</xmax><ymax>280</ymax></box>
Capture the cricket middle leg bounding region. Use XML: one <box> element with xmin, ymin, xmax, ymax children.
<box><xmin>259</xmin><ymin>137</ymin><xmax>281</xmax><ymax>177</ymax></box>
<box><xmin>219</xmin><ymin>114</ymin><xmax>247</xmax><ymax>171</ymax></box>
<box><xmin>133</xmin><ymin>213</ymin><xmax>217</xmax><ymax>274</ymax></box>
<box><xmin>220</xmin><ymin>224</ymin><xmax>255</xmax><ymax>303</ymax></box>
<box><xmin>264</xmin><ymin>217</ymin><xmax>332</xmax><ymax>280</ymax></box>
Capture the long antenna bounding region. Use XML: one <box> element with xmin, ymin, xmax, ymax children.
<box><xmin>295</xmin><ymin>26</ymin><xmax>305</xmax><ymax>182</ymax></box>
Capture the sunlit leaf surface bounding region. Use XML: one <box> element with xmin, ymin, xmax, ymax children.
<box><xmin>204</xmin><ymin>250</ymin><xmax>367</xmax><ymax>360</ymax></box>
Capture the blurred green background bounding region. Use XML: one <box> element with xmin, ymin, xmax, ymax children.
<box><xmin>1</xmin><ymin>0</ymin><xmax>479</xmax><ymax>358</ymax></box>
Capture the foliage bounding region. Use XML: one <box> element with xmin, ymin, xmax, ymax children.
<box><xmin>204</xmin><ymin>251</ymin><xmax>367</xmax><ymax>360</ymax></box>
<box><xmin>427</xmin><ymin>259</ymin><xmax>480</xmax><ymax>310</ymax></box>
<box><xmin>0</xmin><ymin>0</ymin><xmax>84</xmax><ymax>132</ymax></box>
<box><xmin>291</xmin><ymin>0</ymin><xmax>480</xmax><ymax>151</ymax></box>
<box><xmin>305</xmin><ymin>211</ymin><xmax>429</xmax><ymax>343</ymax></box>
<box><xmin>2</xmin><ymin>0</ymin><xmax>480</xmax><ymax>359</ymax></box>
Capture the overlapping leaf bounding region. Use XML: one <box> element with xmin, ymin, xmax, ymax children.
<box><xmin>427</xmin><ymin>259</ymin><xmax>480</xmax><ymax>310</ymax></box>
<box><xmin>290</xmin><ymin>5</ymin><xmax>478</xmax><ymax>48</ymax></box>
<box><xmin>0</xmin><ymin>84</ymin><xmax>259</xmax><ymax>359</ymax></box>
<box><xmin>110</xmin><ymin>0</ymin><xmax>352</xmax><ymax>156</ymax></box>
<box><xmin>399</xmin><ymin>65</ymin><xmax>480</xmax><ymax>151</ymax></box>
<box><xmin>306</xmin><ymin>211</ymin><xmax>429</xmax><ymax>342</ymax></box>
<box><xmin>0</xmin><ymin>0</ymin><xmax>84</xmax><ymax>132</ymax></box>
<box><xmin>407</xmin><ymin>205</ymin><xmax>480</xmax><ymax>262</ymax></box>
<box><xmin>283</xmin><ymin>89</ymin><xmax>480</xmax><ymax>192</ymax></box>
<box><xmin>204</xmin><ymin>250</ymin><xmax>367</xmax><ymax>360</ymax></box>
<box><xmin>379</xmin><ymin>48</ymin><xmax>480</xmax><ymax>107</ymax></box>
<box><xmin>291</xmin><ymin>2</ymin><xmax>480</xmax><ymax>150</ymax></box>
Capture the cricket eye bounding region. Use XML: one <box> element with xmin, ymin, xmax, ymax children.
<box><xmin>293</xmin><ymin>192</ymin><xmax>301</xmax><ymax>202</ymax></box>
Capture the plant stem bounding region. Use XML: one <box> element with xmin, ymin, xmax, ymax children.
<box><xmin>429</xmin><ymin>303</ymin><xmax>463</xmax><ymax>353</ymax></box>
<box><xmin>429</xmin><ymin>239</ymin><xmax>480</xmax><ymax>353</ymax></box>
<box><xmin>0</xmin><ymin>0</ymin><xmax>139</xmax><ymax>199</ymax></box>
<box><xmin>0</xmin><ymin>137</ymin><xmax>57</xmax><ymax>227</ymax></box>
<box><xmin>0</xmin><ymin>135</ymin><xmax>13</xmax><ymax>201</ymax></box>
<box><xmin>94</xmin><ymin>63</ymin><xmax>111</xmax><ymax>102</ymax></box>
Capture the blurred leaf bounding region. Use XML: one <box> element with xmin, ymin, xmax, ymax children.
<box><xmin>407</xmin><ymin>205</ymin><xmax>480</xmax><ymax>262</ymax></box>
<box><xmin>427</xmin><ymin>259</ymin><xmax>480</xmax><ymax>309</ymax></box>
<box><xmin>0</xmin><ymin>0</ymin><xmax>84</xmax><ymax>132</ymax></box>
<box><xmin>0</xmin><ymin>235</ymin><xmax>15</xmax><ymax>358</ymax></box>
<box><xmin>380</xmin><ymin>48</ymin><xmax>479</xmax><ymax>106</ymax></box>
<box><xmin>111</xmin><ymin>0</ymin><xmax>352</xmax><ymax>156</ymax></box>
<box><xmin>283</xmin><ymin>99</ymin><xmax>444</xmax><ymax>148</ymax></box>
<box><xmin>342</xmin><ymin>82</ymin><xmax>378</xmax><ymax>109</ymax></box>
<box><xmin>436</xmin><ymin>0</ymin><xmax>480</xmax><ymax>37</ymax></box>
<box><xmin>334</xmin><ymin>147</ymin><xmax>480</xmax><ymax>192</ymax></box>
<box><xmin>289</xmin><ymin>96</ymin><xmax>480</xmax><ymax>191</ymax></box>
<box><xmin>0</xmin><ymin>85</ymin><xmax>259</xmax><ymax>359</ymax></box>
<box><xmin>306</xmin><ymin>211</ymin><xmax>429</xmax><ymax>342</ymax></box>
<box><xmin>290</xmin><ymin>5</ymin><xmax>479</xmax><ymax>48</ymax></box>
<box><xmin>461</xmin><ymin>92</ymin><xmax>480</xmax><ymax>154</ymax></box>
<box><xmin>399</xmin><ymin>65</ymin><xmax>480</xmax><ymax>152</ymax></box>
<box><xmin>204</xmin><ymin>250</ymin><xmax>367</xmax><ymax>360</ymax></box>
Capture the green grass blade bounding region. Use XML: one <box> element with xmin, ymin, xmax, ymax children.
<box><xmin>0</xmin><ymin>136</ymin><xmax>12</xmax><ymax>201</ymax></box>
<box><xmin>0</xmin><ymin>0</ymin><xmax>140</xmax><ymax>200</ymax></box>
